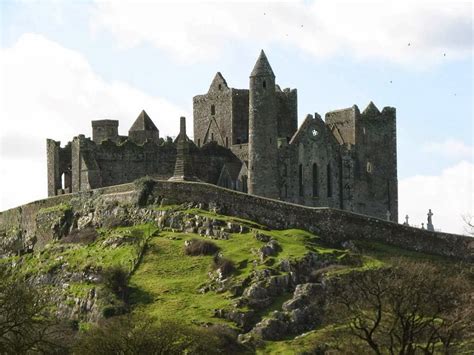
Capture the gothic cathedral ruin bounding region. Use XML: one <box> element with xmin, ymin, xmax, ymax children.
<box><xmin>47</xmin><ymin>51</ymin><xmax>398</xmax><ymax>221</ymax></box>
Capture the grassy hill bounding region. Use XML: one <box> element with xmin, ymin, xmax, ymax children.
<box><xmin>2</xmin><ymin>197</ymin><xmax>471</xmax><ymax>353</ymax></box>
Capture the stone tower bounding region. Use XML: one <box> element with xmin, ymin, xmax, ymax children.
<box><xmin>248</xmin><ymin>50</ymin><xmax>279</xmax><ymax>199</ymax></box>
<box><xmin>128</xmin><ymin>110</ymin><xmax>160</xmax><ymax>145</ymax></box>
<box><xmin>169</xmin><ymin>117</ymin><xmax>198</xmax><ymax>181</ymax></box>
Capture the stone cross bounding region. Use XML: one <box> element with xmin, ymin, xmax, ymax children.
<box><xmin>427</xmin><ymin>209</ymin><xmax>434</xmax><ymax>231</ymax></box>
<box><xmin>403</xmin><ymin>215</ymin><xmax>409</xmax><ymax>226</ymax></box>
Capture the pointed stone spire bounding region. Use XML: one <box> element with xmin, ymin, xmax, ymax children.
<box><xmin>169</xmin><ymin>117</ymin><xmax>198</xmax><ymax>181</ymax></box>
<box><xmin>129</xmin><ymin>110</ymin><xmax>158</xmax><ymax>132</ymax></box>
<box><xmin>128</xmin><ymin>110</ymin><xmax>159</xmax><ymax>144</ymax></box>
<box><xmin>362</xmin><ymin>101</ymin><xmax>380</xmax><ymax>116</ymax></box>
<box><xmin>250</xmin><ymin>50</ymin><xmax>275</xmax><ymax>78</ymax></box>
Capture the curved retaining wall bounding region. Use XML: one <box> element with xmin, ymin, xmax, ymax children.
<box><xmin>1</xmin><ymin>180</ymin><xmax>473</xmax><ymax>261</ymax></box>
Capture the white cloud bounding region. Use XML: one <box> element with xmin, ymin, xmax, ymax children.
<box><xmin>399</xmin><ymin>161</ymin><xmax>474</xmax><ymax>235</ymax></box>
<box><xmin>0</xmin><ymin>33</ymin><xmax>188</xmax><ymax>211</ymax></box>
<box><xmin>423</xmin><ymin>138</ymin><xmax>473</xmax><ymax>160</ymax></box>
<box><xmin>91</xmin><ymin>0</ymin><xmax>472</xmax><ymax>67</ymax></box>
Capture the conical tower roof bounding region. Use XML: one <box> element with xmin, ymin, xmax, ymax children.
<box><xmin>129</xmin><ymin>110</ymin><xmax>158</xmax><ymax>132</ymax></box>
<box><xmin>250</xmin><ymin>50</ymin><xmax>275</xmax><ymax>77</ymax></box>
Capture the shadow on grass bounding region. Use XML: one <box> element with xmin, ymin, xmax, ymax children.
<box><xmin>128</xmin><ymin>285</ymin><xmax>155</xmax><ymax>305</ymax></box>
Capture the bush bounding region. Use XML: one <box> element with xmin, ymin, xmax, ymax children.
<box><xmin>102</xmin><ymin>267</ymin><xmax>129</xmax><ymax>301</ymax></box>
<box><xmin>212</xmin><ymin>256</ymin><xmax>235</xmax><ymax>277</ymax></box>
<box><xmin>60</xmin><ymin>227</ymin><xmax>98</xmax><ymax>244</ymax></box>
<box><xmin>72</xmin><ymin>314</ymin><xmax>225</xmax><ymax>355</ymax></box>
<box><xmin>184</xmin><ymin>239</ymin><xmax>219</xmax><ymax>256</ymax></box>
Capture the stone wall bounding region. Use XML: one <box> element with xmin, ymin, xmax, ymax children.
<box><xmin>4</xmin><ymin>181</ymin><xmax>470</xmax><ymax>260</ymax></box>
<box><xmin>149</xmin><ymin>181</ymin><xmax>473</xmax><ymax>261</ymax></box>
<box><xmin>0</xmin><ymin>183</ymin><xmax>134</xmax><ymax>248</ymax></box>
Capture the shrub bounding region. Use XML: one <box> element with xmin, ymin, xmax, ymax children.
<box><xmin>60</xmin><ymin>227</ymin><xmax>98</xmax><ymax>244</ymax></box>
<box><xmin>72</xmin><ymin>315</ymin><xmax>225</xmax><ymax>355</ymax></box>
<box><xmin>212</xmin><ymin>256</ymin><xmax>235</xmax><ymax>277</ymax></box>
<box><xmin>102</xmin><ymin>267</ymin><xmax>129</xmax><ymax>301</ymax></box>
<box><xmin>184</xmin><ymin>239</ymin><xmax>219</xmax><ymax>256</ymax></box>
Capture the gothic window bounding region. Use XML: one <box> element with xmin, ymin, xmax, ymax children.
<box><xmin>226</xmin><ymin>137</ymin><xmax>229</xmax><ymax>147</ymax></box>
<box><xmin>242</xmin><ymin>176</ymin><xmax>248</xmax><ymax>193</ymax></box>
<box><xmin>218</xmin><ymin>84</ymin><xmax>222</xmax><ymax>90</ymax></box>
<box><xmin>211</xmin><ymin>105</ymin><xmax>215</xmax><ymax>115</ymax></box>
<box><xmin>263</xmin><ymin>80</ymin><xmax>266</xmax><ymax>89</ymax></box>
<box><xmin>312</xmin><ymin>163</ymin><xmax>319</xmax><ymax>197</ymax></box>
<box><xmin>327</xmin><ymin>163</ymin><xmax>332</xmax><ymax>197</ymax></box>
<box><xmin>299</xmin><ymin>164</ymin><xmax>304</xmax><ymax>197</ymax></box>
<box><xmin>211</xmin><ymin>133</ymin><xmax>214</xmax><ymax>141</ymax></box>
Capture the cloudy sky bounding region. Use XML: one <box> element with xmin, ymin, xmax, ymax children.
<box><xmin>0</xmin><ymin>0</ymin><xmax>472</xmax><ymax>234</ymax></box>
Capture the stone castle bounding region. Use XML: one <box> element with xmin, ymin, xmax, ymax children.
<box><xmin>47</xmin><ymin>50</ymin><xmax>398</xmax><ymax>222</ymax></box>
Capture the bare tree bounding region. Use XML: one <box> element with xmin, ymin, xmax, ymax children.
<box><xmin>462</xmin><ymin>214</ymin><xmax>474</xmax><ymax>236</ymax></box>
<box><xmin>327</xmin><ymin>259</ymin><xmax>474</xmax><ymax>354</ymax></box>
<box><xmin>0</xmin><ymin>267</ymin><xmax>71</xmax><ymax>354</ymax></box>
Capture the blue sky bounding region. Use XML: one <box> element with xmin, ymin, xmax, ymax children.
<box><xmin>0</xmin><ymin>0</ymin><xmax>472</xmax><ymax>234</ymax></box>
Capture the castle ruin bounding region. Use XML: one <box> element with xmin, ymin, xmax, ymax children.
<box><xmin>47</xmin><ymin>50</ymin><xmax>398</xmax><ymax>221</ymax></box>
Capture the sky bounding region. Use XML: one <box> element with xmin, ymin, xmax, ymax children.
<box><xmin>0</xmin><ymin>0</ymin><xmax>472</xmax><ymax>235</ymax></box>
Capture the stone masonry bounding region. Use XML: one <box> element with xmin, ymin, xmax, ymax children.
<box><xmin>47</xmin><ymin>50</ymin><xmax>398</xmax><ymax>221</ymax></box>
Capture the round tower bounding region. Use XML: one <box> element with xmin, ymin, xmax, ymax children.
<box><xmin>248</xmin><ymin>50</ymin><xmax>279</xmax><ymax>199</ymax></box>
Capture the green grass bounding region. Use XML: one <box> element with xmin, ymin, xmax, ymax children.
<box><xmin>355</xmin><ymin>240</ymin><xmax>456</xmax><ymax>264</ymax></box>
<box><xmin>16</xmin><ymin>224</ymin><xmax>156</xmax><ymax>278</ymax></box>
<box><xmin>127</xmin><ymin>221</ymin><xmax>344</xmax><ymax>327</ymax></box>
<box><xmin>128</xmin><ymin>233</ymin><xmax>233</xmax><ymax>324</ymax></box>
<box><xmin>257</xmin><ymin>324</ymin><xmax>348</xmax><ymax>354</ymax></box>
<box><xmin>37</xmin><ymin>203</ymin><xmax>71</xmax><ymax>215</ymax></box>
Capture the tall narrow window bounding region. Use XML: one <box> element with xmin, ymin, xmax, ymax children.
<box><xmin>226</xmin><ymin>137</ymin><xmax>229</xmax><ymax>147</ymax></box>
<box><xmin>263</xmin><ymin>80</ymin><xmax>266</xmax><ymax>89</ymax></box>
<box><xmin>197</xmin><ymin>138</ymin><xmax>201</xmax><ymax>147</ymax></box>
<box><xmin>312</xmin><ymin>163</ymin><xmax>319</xmax><ymax>197</ymax></box>
<box><xmin>211</xmin><ymin>133</ymin><xmax>214</xmax><ymax>141</ymax></box>
<box><xmin>327</xmin><ymin>163</ymin><xmax>332</xmax><ymax>197</ymax></box>
<box><xmin>299</xmin><ymin>164</ymin><xmax>304</xmax><ymax>197</ymax></box>
<box><xmin>211</xmin><ymin>104</ymin><xmax>215</xmax><ymax>115</ymax></box>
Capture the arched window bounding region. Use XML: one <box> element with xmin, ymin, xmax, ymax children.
<box><xmin>226</xmin><ymin>137</ymin><xmax>229</xmax><ymax>147</ymax></box>
<box><xmin>211</xmin><ymin>133</ymin><xmax>214</xmax><ymax>141</ymax></box>
<box><xmin>327</xmin><ymin>163</ymin><xmax>332</xmax><ymax>197</ymax></box>
<box><xmin>218</xmin><ymin>84</ymin><xmax>222</xmax><ymax>90</ymax></box>
<box><xmin>312</xmin><ymin>163</ymin><xmax>319</xmax><ymax>197</ymax></box>
<box><xmin>263</xmin><ymin>80</ymin><xmax>266</xmax><ymax>89</ymax></box>
<box><xmin>299</xmin><ymin>164</ymin><xmax>304</xmax><ymax>197</ymax></box>
<box><xmin>242</xmin><ymin>176</ymin><xmax>248</xmax><ymax>193</ymax></box>
<box><xmin>211</xmin><ymin>104</ymin><xmax>215</xmax><ymax>115</ymax></box>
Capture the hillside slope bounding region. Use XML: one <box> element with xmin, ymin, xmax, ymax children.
<box><xmin>0</xmin><ymin>180</ymin><xmax>472</xmax><ymax>353</ymax></box>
